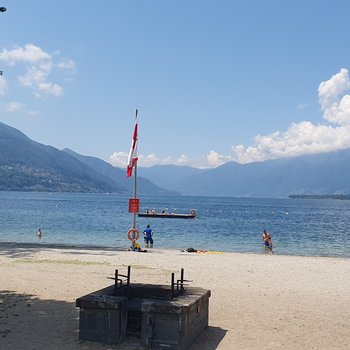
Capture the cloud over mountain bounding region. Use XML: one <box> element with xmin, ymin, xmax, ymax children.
<box><xmin>109</xmin><ymin>68</ymin><xmax>350</xmax><ymax>169</ymax></box>
<box><xmin>231</xmin><ymin>68</ymin><xmax>350</xmax><ymax>164</ymax></box>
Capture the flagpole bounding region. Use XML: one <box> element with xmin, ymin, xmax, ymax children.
<box><xmin>132</xmin><ymin>109</ymin><xmax>138</xmax><ymax>250</ymax></box>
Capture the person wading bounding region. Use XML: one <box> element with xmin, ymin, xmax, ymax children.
<box><xmin>262</xmin><ymin>229</ymin><xmax>274</xmax><ymax>254</ymax></box>
<box><xmin>143</xmin><ymin>224</ymin><xmax>154</xmax><ymax>248</ymax></box>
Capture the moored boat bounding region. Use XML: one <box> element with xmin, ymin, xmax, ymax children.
<box><xmin>138</xmin><ymin>209</ymin><xmax>196</xmax><ymax>219</ymax></box>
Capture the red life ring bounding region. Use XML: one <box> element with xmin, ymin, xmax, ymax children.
<box><xmin>127</xmin><ymin>228</ymin><xmax>140</xmax><ymax>241</ymax></box>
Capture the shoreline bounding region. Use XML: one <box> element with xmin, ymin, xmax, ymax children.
<box><xmin>0</xmin><ymin>241</ymin><xmax>126</xmax><ymax>251</ymax></box>
<box><xmin>1</xmin><ymin>240</ymin><xmax>349</xmax><ymax>260</ymax></box>
<box><xmin>1</xmin><ymin>246</ymin><xmax>350</xmax><ymax>349</ymax></box>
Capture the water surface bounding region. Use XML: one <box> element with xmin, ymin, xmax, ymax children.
<box><xmin>0</xmin><ymin>192</ymin><xmax>349</xmax><ymax>258</ymax></box>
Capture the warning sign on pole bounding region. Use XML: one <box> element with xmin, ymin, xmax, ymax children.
<box><xmin>129</xmin><ymin>198</ymin><xmax>140</xmax><ymax>213</ymax></box>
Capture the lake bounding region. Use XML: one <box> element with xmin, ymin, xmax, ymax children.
<box><xmin>0</xmin><ymin>191</ymin><xmax>349</xmax><ymax>258</ymax></box>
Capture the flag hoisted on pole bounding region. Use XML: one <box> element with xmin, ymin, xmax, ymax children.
<box><xmin>126</xmin><ymin>109</ymin><xmax>139</xmax><ymax>251</ymax></box>
<box><xmin>126</xmin><ymin>110</ymin><xmax>138</xmax><ymax>177</ymax></box>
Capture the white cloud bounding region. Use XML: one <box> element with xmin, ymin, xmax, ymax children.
<box><xmin>18</xmin><ymin>64</ymin><xmax>63</xmax><ymax>97</ymax></box>
<box><xmin>207</xmin><ymin>150</ymin><xmax>232</xmax><ymax>167</ymax></box>
<box><xmin>0</xmin><ymin>44</ymin><xmax>75</xmax><ymax>97</ymax></box>
<box><xmin>232</xmin><ymin>122</ymin><xmax>350</xmax><ymax>163</ymax></box>
<box><xmin>140</xmin><ymin>153</ymin><xmax>169</xmax><ymax>167</ymax></box>
<box><xmin>1</xmin><ymin>101</ymin><xmax>39</xmax><ymax>116</ymax></box>
<box><xmin>109</xmin><ymin>151</ymin><xmax>203</xmax><ymax>168</ymax></box>
<box><xmin>318</xmin><ymin>68</ymin><xmax>350</xmax><ymax>111</ymax></box>
<box><xmin>231</xmin><ymin>68</ymin><xmax>350</xmax><ymax>164</ymax></box>
<box><xmin>318</xmin><ymin>68</ymin><xmax>350</xmax><ymax>125</ymax></box>
<box><xmin>4</xmin><ymin>101</ymin><xmax>24</xmax><ymax>112</ymax></box>
<box><xmin>110</xmin><ymin>152</ymin><xmax>158</xmax><ymax>168</ymax></box>
<box><xmin>0</xmin><ymin>44</ymin><xmax>50</xmax><ymax>65</ymax></box>
<box><xmin>176</xmin><ymin>154</ymin><xmax>189</xmax><ymax>165</ymax></box>
<box><xmin>109</xmin><ymin>152</ymin><xmax>132</xmax><ymax>169</ymax></box>
<box><xmin>109</xmin><ymin>150</ymin><xmax>231</xmax><ymax>169</ymax></box>
<box><xmin>57</xmin><ymin>59</ymin><xmax>76</xmax><ymax>71</ymax></box>
<box><xmin>109</xmin><ymin>68</ymin><xmax>350</xmax><ymax>169</ymax></box>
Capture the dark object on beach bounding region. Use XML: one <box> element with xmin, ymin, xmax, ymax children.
<box><xmin>186</xmin><ymin>247</ymin><xmax>197</xmax><ymax>252</ymax></box>
<box><xmin>181</xmin><ymin>247</ymin><xmax>209</xmax><ymax>253</ymax></box>
<box><xmin>76</xmin><ymin>266</ymin><xmax>210</xmax><ymax>349</ymax></box>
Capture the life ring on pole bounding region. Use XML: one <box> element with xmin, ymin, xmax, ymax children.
<box><xmin>127</xmin><ymin>228</ymin><xmax>140</xmax><ymax>241</ymax></box>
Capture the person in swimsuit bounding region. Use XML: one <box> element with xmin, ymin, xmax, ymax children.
<box><xmin>262</xmin><ymin>229</ymin><xmax>274</xmax><ymax>254</ymax></box>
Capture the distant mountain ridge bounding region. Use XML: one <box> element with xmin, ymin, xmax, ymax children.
<box><xmin>0</xmin><ymin>122</ymin><xmax>125</xmax><ymax>192</ymax></box>
<box><xmin>0</xmin><ymin>121</ymin><xmax>171</xmax><ymax>194</ymax></box>
<box><xmin>138</xmin><ymin>164</ymin><xmax>204</xmax><ymax>191</ymax></box>
<box><xmin>144</xmin><ymin>150</ymin><xmax>350</xmax><ymax>197</ymax></box>
<box><xmin>1</xmin><ymin>121</ymin><xmax>350</xmax><ymax>197</ymax></box>
<box><xmin>63</xmin><ymin>148</ymin><xmax>177</xmax><ymax>195</ymax></box>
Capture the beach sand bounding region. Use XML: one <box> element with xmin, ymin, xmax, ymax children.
<box><xmin>0</xmin><ymin>245</ymin><xmax>349</xmax><ymax>350</ymax></box>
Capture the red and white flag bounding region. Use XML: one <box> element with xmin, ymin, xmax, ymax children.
<box><xmin>126</xmin><ymin>112</ymin><xmax>138</xmax><ymax>177</ymax></box>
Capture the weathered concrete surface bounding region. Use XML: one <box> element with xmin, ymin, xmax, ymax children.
<box><xmin>76</xmin><ymin>284</ymin><xmax>211</xmax><ymax>349</ymax></box>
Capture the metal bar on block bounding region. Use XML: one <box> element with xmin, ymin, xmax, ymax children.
<box><xmin>171</xmin><ymin>273</ymin><xmax>175</xmax><ymax>298</ymax></box>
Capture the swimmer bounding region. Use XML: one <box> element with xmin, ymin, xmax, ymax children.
<box><xmin>262</xmin><ymin>229</ymin><xmax>274</xmax><ymax>254</ymax></box>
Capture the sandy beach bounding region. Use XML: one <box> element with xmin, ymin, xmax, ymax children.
<box><xmin>0</xmin><ymin>245</ymin><xmax>349</xmax><ymax>350</ymax></box>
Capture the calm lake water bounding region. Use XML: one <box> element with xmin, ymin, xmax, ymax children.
<box><xmin>0</xmin><ymin>191</ymin><xmax>349</xmax><ymax>258</ymax></box>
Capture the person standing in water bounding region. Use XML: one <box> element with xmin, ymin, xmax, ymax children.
<box><xmin>262</xmin><ymin>229</ymin><xmax>274</xmax><ymax>254</ymax></box>
<box><xmin>37</xmin><ymin>228</ymin><xmax>42</xmax><ymax>239</ymax></box>
<box><xmin>143</xmin><ymin>224</ymin><xmax>154</xmax><ymax>248</ymax></box>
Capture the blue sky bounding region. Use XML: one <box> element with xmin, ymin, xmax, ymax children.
<box><xmin>1</xmin><ymin>1</ymin><xmax>350</xmax><ymax>169</ymax></box>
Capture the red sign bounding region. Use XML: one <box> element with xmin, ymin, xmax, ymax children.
<box><xmin>129</xmin><ymin>198</ymin><xmax>140</xmax><ymax>213</ymax></box>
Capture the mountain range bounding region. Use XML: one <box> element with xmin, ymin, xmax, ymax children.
<box><xmin>152</xmin><ymin>151</ymin><xmax>350</xmax><ymax>197</ymax></box>
<box><xmin>1</xmin><ymin>121</ymin><xmax>349</xmax><ymax>197</ymax></box>
<box><xmin>0</xmin><ymin>121</ymin><xmax>171</xmax><ymax>194</ymax></box>
<box><xmin>139</xmin><ymin>151</ymin><xmax>350</xmax><ymax>197</ymax></box>
<box><xmin>62</xmin><ymin>148</ymin><xmax>176</xmax><ymax>195</ymax></box>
